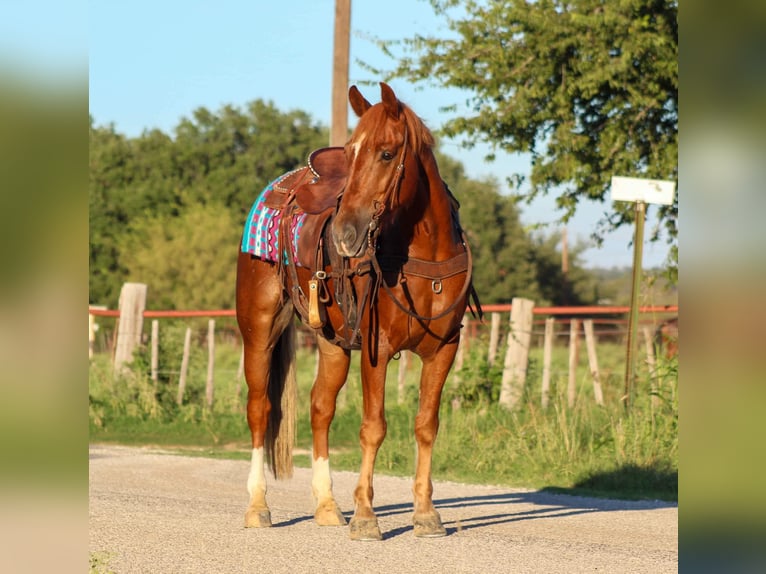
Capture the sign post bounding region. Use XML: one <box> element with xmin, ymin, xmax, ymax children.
<box><xmin>611</xmin><ymin>176</ymin><xmax>675</xmax><ymax>410</ymax></box>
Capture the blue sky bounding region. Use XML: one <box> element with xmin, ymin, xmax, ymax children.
<box><xmin>84</xmin><ymin>0</ymin><xmax>670</xmax><ymax>268</ymax></box>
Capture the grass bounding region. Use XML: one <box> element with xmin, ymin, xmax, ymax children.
<box><xmin>89</xmin><ymin>322</ymin><xmax>678</xmax><ymax>501</ymax></box>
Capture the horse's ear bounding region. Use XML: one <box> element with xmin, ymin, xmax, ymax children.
<box><xmin>349</xmin><ymin>85</ymin><xmax>372</xmax><ymax>117</ymax></box>
<box><xmin>380</xmin><ymin>82</ymin><xmax>400</xmax><ymax>119</ymax></box>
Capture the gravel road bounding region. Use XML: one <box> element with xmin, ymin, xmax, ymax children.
<box><xmin>89</xmin><ymin>444</ymin><xmax>677</xmax><ymax>573</ymax></box>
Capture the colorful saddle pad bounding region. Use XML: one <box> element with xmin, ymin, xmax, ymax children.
<box><xmin>241</xmin><ymin>173</ymin><xmax>307</xmax><ymax>265</ymax></box>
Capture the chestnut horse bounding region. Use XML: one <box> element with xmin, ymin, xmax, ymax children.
<box><xmin>236</xmin><ymin>83</ymin><xmax>479</xmax><ymax>540</ymax></box>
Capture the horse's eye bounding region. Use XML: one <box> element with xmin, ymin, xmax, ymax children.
<box><xmin>381</xmin><ymin>150</ymin><xmax>394</xmax><ymax>161</ymax></box>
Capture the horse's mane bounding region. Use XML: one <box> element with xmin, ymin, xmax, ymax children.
<box><xmin>400</xmin><ymin>102</ymin><xmax>435</xmax><ymax>154</ymax></box>
<box><xmin>352</xmin><ymin>99</ymin><xmax>435</xmax><ymax>154</ymax></box>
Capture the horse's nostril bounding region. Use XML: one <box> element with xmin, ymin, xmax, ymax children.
<box><xmin>340</xmin><ymin>226</ymin><xmax>356</xmax><ymax>248</ymax></box>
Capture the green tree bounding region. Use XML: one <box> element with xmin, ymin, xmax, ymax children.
<box><xmin>438</xmin><ymin>152</ymin><xmax>539</xmax><ymax>303</ymax></box>
<box><xmin>119</xmin><ymin>202</ymin><xmax>240</xmax><ymax>310</ymax></box>
<box><xmin>371</xmin><ymin>0</ymin><xmax>678</xmax><ymax>268</ymax></box>
<box><xmin>89</xmin><ymin>119</ymin><xmax>137</xmax><ymax>306</ymax></box>
<box><xmin>89</xmin><ymin>101</ymin><xmax>327</xmax><ymax>307</ymax></box>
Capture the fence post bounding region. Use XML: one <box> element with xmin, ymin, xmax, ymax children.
<box><xmin>583</xmin><ymin>319</ymin><xmax>604</xmax><ymax>405</ymax></box>
<box><xmin>450</xmin><ymin>317</ymin><xmax>468</xmax><ymax>409</ymax></box>
<box><xmin>206</xmin><ymin>319</ymin><xmax>215</xmax><ymax>408</ymax></box>
<box><xmin>498</xmin><ymin>298</ymin><xmax>535</xmax><ymax>409</ymax></box>
<box><xmin>487</xmin><ymin>312</ymin><xmax>502</xmax><ymax>367</ymax></box>
<box><xmin>235</xmin><ymin>344</ymin><xmax>245</xmax><ymax>402</ymax></box>
<box><xmin>567</xmin><ymin>319</ymin><xmax>580</xmax><ymax>408</ymax></box>
<box><xmin>397</xmin><ymin>350</ymin><xmax>409</xmax><ymax>405</ymax></box>
<box><xmin>642</xmin><ymin>325</ymin><xmax>659</xmax><ymax>409</ymax></box>
<box><xmin>89</xmin><ymin>305</ymin><xmax>107</xmax><ymax>359</ymax></box>
<box><xmin>541</xmin><ymin>317</ymin><xmax>555</xmax><ymax>409</ymax></box>
<box><xmin>113</xmin><ymin>283</ymin><xmax>147</xmax><ymax>375</ymax></box>
<box><xmin>177</xmin><ymin>327</ymin><xmax>192</xmax><ymax>406</ymax></box>
<box><xmin>149</xmin><ymin>320</ymin><xmax>159</xmax><ymax>383</ymax></box>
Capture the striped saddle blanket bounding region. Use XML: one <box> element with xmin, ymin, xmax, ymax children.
<box><xmin>240</xmin><ymin>172</ymin><xmax>307</xmax><ymax>265</ymax></box>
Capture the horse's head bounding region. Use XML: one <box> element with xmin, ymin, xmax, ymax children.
<box><xmin>332</xmin><ymin>82</ymin><xmax>432</xmax><ymax>258</ymax></box>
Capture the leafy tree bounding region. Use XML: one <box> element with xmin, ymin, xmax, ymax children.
<box><xmin>90</xmin><ymin>101</ymin><xmax>598</xmax><ymax>309</ymax></box>
<box><xmin>89</xmin><ymin>119</ymin><xmax>137</xmax><ymax>306</ymax></box>
<box><xmin>119</xmin><ymin>202</ymin><xmax>240</xmax><ymax>310</ymax></box>
<box><xmin>369</xmin><ymin>0</ymin><xmax>678</xmax><ymax>269</ymax></box>
<box><xmin>529</xmin><ymin>230</ymin><xmax>594</xmax><ymax>306</ymax></box>
<box><xmin>89</xmin><ymin>102</ymin><xmax>327</xmax><ymax>307</ymax></box>
<box><xmin>437</xmin><ymin>152</ymin><xmax>539</xmax><ymax>302</ymax></box>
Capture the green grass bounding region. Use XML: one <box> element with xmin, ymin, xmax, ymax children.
<box><xmin>89</xmin><ymin>326</ymin><xmax>677</xmax><ymax>501</ymax></box>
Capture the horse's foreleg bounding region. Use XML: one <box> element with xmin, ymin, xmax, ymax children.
<box><xmin>348</xmin><ymin>348</ymin><xmax>390</xmax><ymax>541</ymax></box>
<box><xmin>411</xmin><ymin>341</ymin><xmax>458</xmax><ymax>538</ymax></box>
<box><xmin>310</xmin><ymin>336</ymin><xmax>351</xmax><ymax>527</ymax></box>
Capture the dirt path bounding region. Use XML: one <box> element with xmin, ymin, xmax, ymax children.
<box><xmin>89</xmin><ymin>444</ymin><xmax>677</xmax><ymax>573</ymax></box>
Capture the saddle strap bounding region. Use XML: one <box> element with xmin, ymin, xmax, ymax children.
<box><xmin>378</xmin><ymin>251</ymin><xmax>469</xmax><ymax>281</ymax></box>
<box><xmin>369</xmin><ymin>230</ymin><xmax>479</xmax><ymax>324</ymax></box>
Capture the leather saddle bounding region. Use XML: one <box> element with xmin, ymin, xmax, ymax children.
<box><xmin>269</xmin><ymin>148</ymin><xmax>353</xmax><ymax>339</ymax></box>
<box><xmin>265</xmin><ymin>147</ymin><xmax>347</xmax><ymax>215</ymax></box>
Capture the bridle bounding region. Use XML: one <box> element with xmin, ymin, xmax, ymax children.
<box><xmin>334</xmin><ymin>119</ymin><xmax>480</xmax><ymax>341</ymax></box>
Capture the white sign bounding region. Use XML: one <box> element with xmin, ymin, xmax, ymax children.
<box><xmin>610</xmin><ymin>176</ymin><xmax>676</xmax><ymax>205</ymax></box>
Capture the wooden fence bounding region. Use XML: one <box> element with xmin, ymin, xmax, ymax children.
<box><xmin>89</xmin><ymin>283</ymin><xmax>677</xmax><ymax>410</ymax></box>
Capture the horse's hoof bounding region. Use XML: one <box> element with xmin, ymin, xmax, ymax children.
<box><xmin>244</xmin><ymin>508</ymin><xmax>272</xmax><ymax>528</ymax></box>
<box><xmin>413</xmin><ymin>513</ymin><xmax>447</xmax><ymax>538</ymax></box>
<box><xmin>315</xmin><ymin>501</ymin><xmax>347</xmax><ymax>526</ymax></box>
<box><xmin>349</xmin><ymin>517</ymin><xmax>382</xmax><ymax>541</ymax></box>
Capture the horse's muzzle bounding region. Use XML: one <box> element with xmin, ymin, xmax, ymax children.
<box><xmin>331</xmin><ymin>217</ymin><xmax>368</xmax><ymax>258</ymax></box>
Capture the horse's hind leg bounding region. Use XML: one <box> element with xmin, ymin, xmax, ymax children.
<box><xmin>411</xmin><ymin>341</ymin><xmax>459</xmax><ymax>538</ymax></box>
<box><xmin>236</xmin><ymin>255</ymin><xmax>293</xmax><ymax>528</ymax></box>
<box><xmin>310</xmin><ymin>336</ymin><xmax>351</xmax><ymax>526</ymax></box>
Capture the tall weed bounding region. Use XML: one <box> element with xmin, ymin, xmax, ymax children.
<box><xmin>89</xmin><ymin>331</ymin><xmax>677</xmax><ymax>500</ymax></box>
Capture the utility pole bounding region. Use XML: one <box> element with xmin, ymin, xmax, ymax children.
<box><xmin>561</xmin><ymin>227</ymin><xmax>569</xmax><ymax>305</ymax></box>
<box><xmin>331</xmin><ymin>0</ymin><xmax>351</xmax><ymax>147</ymax></box>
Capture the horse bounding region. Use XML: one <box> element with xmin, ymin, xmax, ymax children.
<box><xmin>654</xmin><ymin>316</ymin><xmax>678</xmax><ymax>360</ymax></box>
<box><xmin>236</xmin><ymin>82</ymin><xmax>480</xmax><ymax>541</ymax></box>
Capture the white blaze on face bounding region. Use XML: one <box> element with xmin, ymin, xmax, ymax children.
<box><xmin>349</xmin><ymin>128</ymin><xmax>369</xmax><ymax>160</ymax></box>
<box><xmin>247</xmin><ymin>447</ymin><xmax>266</xmax><ymax>498</ymax></box>
<box><xmin>311</xmin><ymin>455</ymin><xmax>333</xmax><ymax>502</ymax></box>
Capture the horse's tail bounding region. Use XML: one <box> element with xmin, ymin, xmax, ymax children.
<box><xmin>265</xmin><ymin>319</ymin><xmax>297</xmax><ymax>479</ymax></box>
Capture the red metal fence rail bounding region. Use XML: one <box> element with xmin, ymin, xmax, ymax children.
<box><xmin>88</xmin><ymin>305</ymin><xmax>678</xmax><ymax>319</ymax></box>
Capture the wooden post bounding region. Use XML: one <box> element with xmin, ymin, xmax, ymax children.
<box><xmin>150</xmin><ymin>320</ymin><xmax>159</xmax><ymax>383</ymax></box>
<box><xmin>177</xmin><ymin>327</ymin><xmax>192</xmax><ymax>406</ymax></box>
<box><xmin>567</xmin><ymin>319</ymin><xmax>580</xmax><ymax>408</ymax></box>
<box><xmin>331</xmin><ymin>0</ymin><xmax>351</xmax><ymax>147</ymax></box>
<box><xmin>487</xmin><ymin>312</ymin><xmax>501</xmax><ymax>367</ymax></box>
<box><xmin>453</xmin><ymin>317</ymin><xmax>467</xmax><ymax>382</ymax></box>
<box><xmin>89</xmin><ymin>305</ymin><xmax>107</xmax><ymax>359</ymax></box>
<box><xmin>583</xmin><ymin>319</ymin><xmax>604</xmax><ymax>405</ymax></box>
<box><xmin>205</xmin><ymin>319</ymin><xmax>215</xmax><ymax>408</ymax></box>
<box><xmin>498</xmin><ymin>298</ymin><xmax>535</xmax><ymax>409</ymax></box>
<box><xmin>397</xmin><ymin>350</ymin><xmax>409</xmax><ymax>405</ymax></box>
<box><xmin>114</xmin><ymin>283</ymin><xmax>147</xmax><ymax>375</ymax></box>
<box><xmin>451</xmin><ymin>318</ymin><xmax>468</xmax><ymax>409</ymax></box>
<box><xmin>541</xmin><ymin>317</ymin><xmax>555</xmax><ymax>409</ymax></box>
<box><xmin>623</xmin><ymin>201</ymin><xmax>646</xmax><ymax>409</ymax></box>
<box><xmin>642</xmin><ymin>325</ymin><xmax>659</xmax><ymax>409</ymax></box>
<box><xmin>234</xmin><ymin>344</ymin><xmax>245</xmax><ymax>408</ymax></box>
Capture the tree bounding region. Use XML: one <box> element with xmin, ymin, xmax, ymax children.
<box><xmin>90</xmin><ymin>103</ymin><xmax>598</xmax><ymax>308</ymax></box>
<box><xmin>437</xmin><ymin>152</ymin><xmax>539</xmax><ymax>302</ymax></box>
<box><xmin>371</xmin><ymin>0</ymin><xmax>678</xmax><ymax>268</ymax></box>
<box><xmin>89</xmin><ymin>102</ymin><xmax>327</xmax><ymax>307</ymax></box>
<box><xmin>118</xmin><ymin>202</ymin><xmax>240</xmax><ymax>311</ymax></box>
